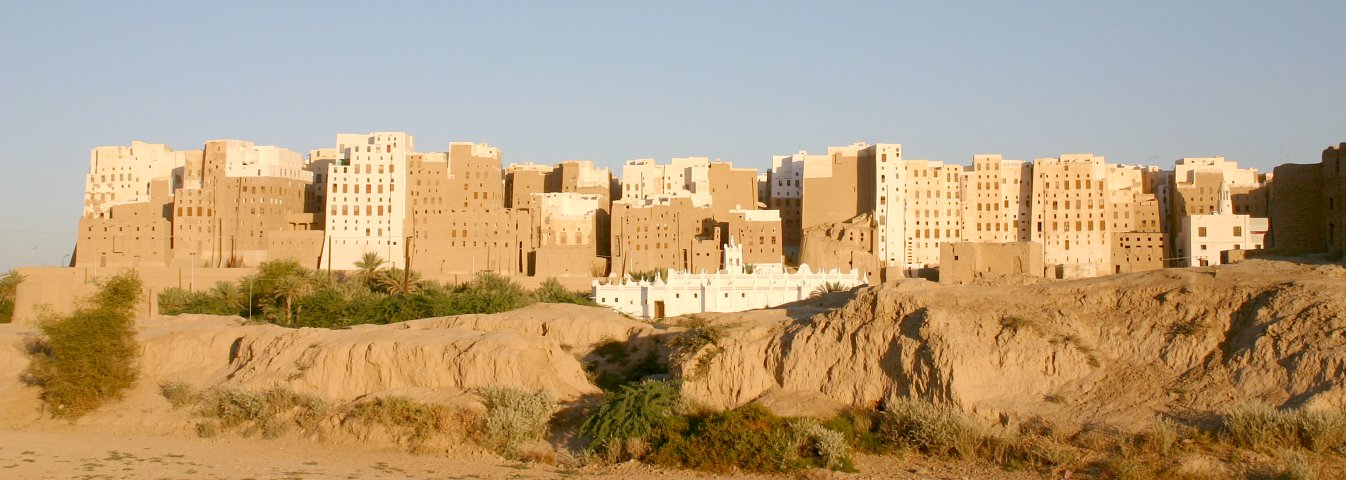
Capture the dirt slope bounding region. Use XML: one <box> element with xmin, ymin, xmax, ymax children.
<box><xmin>0</xmin><ymin>303</ymin><xmax>671</xmax><ymax>432</ymax></box>
<box><xmin>682</xmin><ymin>259</ymin><xmax>1346</xmax><ymax>430</ymax></box>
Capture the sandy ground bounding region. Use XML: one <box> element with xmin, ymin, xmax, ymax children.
<box><xmin>0</xmin><ymin>429</ymin><xmax>1047</xmax><ymax>480</ymax></box>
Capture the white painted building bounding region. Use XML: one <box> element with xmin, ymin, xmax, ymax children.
<box><xmin>620</xmin><ymin>156</ymin><xmax>713</xmax><ymax>207</ymax></box>
<box><xmin>592</xmin><ymin>241</ymin><xmax>867</xmax><ymax>319</ymax></box>
<box><xmin>535</xmin><ymin>192</ymin><xmax>603</xmax><ymax>247</ymax></box>
<box><xmin>566</xmin><ymin>160</ymin><xmax>612</xmax><ymax>190</ymax></box>
<box><xmin>321</xmin><ymin>132</ymin><xmax>415</xmax><ymax>270</ymax></box>
<box><xmin>83</xmin><ymin>141</ymin><xmax>187</xmax><ymax>216</ymax></box>
<box><xmin>1175</xmin><ymin>157</ymin><xmax>1262</xmax><ymax>188</ymax></box>
<box><xmin>1179</xmin><ymin>183</ymin><xmax>1269</xmax><ymax>267</ymax></box>
<box><xmin>769</xmin><ymin>152</ymin><xmax>810</xmax><ymax>201</ymax></box>
<box><xmin>220</xmin><ymin>141</ymin><xmax>312</xmax><ymax>182</ymax></box>
<box><xmin>872</xmin><ymin>143</ymin><xmax>907</xmax><ymax>269</ymax></box>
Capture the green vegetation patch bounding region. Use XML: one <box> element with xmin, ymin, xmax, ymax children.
<box><xmin>0</xmin><ymin>269</ymin><xmax>23</xmax><ymax>323</ymax></box>
<box><xmin>158</xmin><ymin>258</ymin><xmax>597</xmax><ymax>328</ymax></box>
<box><xmin>25</xmin><ymin>272</ymin><xmax>142</xmax><ymax>419</ymax></box>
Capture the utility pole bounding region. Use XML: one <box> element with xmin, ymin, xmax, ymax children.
<box><xmin>403</xmin><ymin>236</ymin><xmax>412</xmax><ymax>288</ymax></box>
<box><xmin>326</xmin><ymin>235</ymin><xmax>333</xmax><ymax>282</ymax></box>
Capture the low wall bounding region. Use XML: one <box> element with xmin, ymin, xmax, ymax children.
<box><xmin>11</xmin><ymin>266</ymin><xmax>253</xmax><ymax>326</ymax></box>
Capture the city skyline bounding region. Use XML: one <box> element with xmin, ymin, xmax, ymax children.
<box><xmin>4</xmin><ymin>1</ymin><xmax>1346</xmax><ymax>271</ymax></box>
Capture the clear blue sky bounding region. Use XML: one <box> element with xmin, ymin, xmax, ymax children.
<box><xmin>1</xmin><ymin>1</ymin><xmax>1343</xmax><ymax>271</ymax></box>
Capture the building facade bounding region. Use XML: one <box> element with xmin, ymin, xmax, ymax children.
<box><xmin>593</xmin><ymin>242</ymin><xmax>866</xmax><ymax>319</ymax></box>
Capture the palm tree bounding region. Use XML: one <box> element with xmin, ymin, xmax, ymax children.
<box><xmin>374</xmin><ymin>268</ymin><xmax>422</xmax><ymax>295</ymax></box>
<box><xmin>809</xmin><ymin>281</ymin><xmax>850</xmax><ymax>298</ymax></box>
<box><xmin>353</xmin><ymin>252</ymin><xmax>387</xmax><ymax>288</ymax></box>
<box><xmin>209</xmin><ymin>281</ymin><xmax>245</xmax><ymax>313</ymax></box>
<box><xmin>270</xmin><ymin>275</ymin><xmax>312</xmax><ymax>326</ymax></box>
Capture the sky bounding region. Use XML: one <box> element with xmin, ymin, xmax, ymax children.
<box><xmin>1</xmin><ymin>1</ymin><xmax>1344</xmax><ymax>271</ymax></box>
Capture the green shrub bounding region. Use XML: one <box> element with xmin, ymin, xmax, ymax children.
<box><xmin>822</xmin><ymin>409</ymin><xmax>888</xmax><ymax>454</ymax></box>
<box><xmin>166</xmin><ymin>262</ymin><xmax>609</xmax><ymax>328</ymax></box>
<box><xmin>158</xmin><ymin>287</ymin><xmax>239</xmax><ymax>316</ymax></box>
<box><xmin>454</xmin><ymin>273</ymin><xmax>535</xmax><ymax>314</ymax></box>
<box><xmin>344</xmin><ymin>396</ymin><xmax>471</xmax><ymax>453</ymax></box>
<box><xmin>878</xmin><ymin>398</ymin><xmax>979</xmax><ymax>458</ymax></box>
<box><xmin>477</xmin><ymin>387</ymin><xmax>555</xmax><ymax>458</ymax></box>
<box><xmin>533</xmin><ymin>278</ymin><xmax>595</xmax><ymax>306</ymax></box>
<box><xmin>25</xmin><ymin>272</ymin><xmax>142</xmax><ymax>419</ymax></box>
<box><xmin>587</xmin><ymin>338</ymin><xmax>668</xmax><ymax>391</ymax></box>
<box><xmin>0</xmin><ymin>300</ymin><xmax>13</xmax><ymax>324</ymax></box>
<box><xmin>1</xmin><ymin>270</ymin><xmax>24</xmax><ymax>323</ymax></box>
<box><xmin>582</xmin><ymin>380</ymin><xmax>681</xmax><ymax>459</ymax></box>
<box><xmin>195</xmin><ymin>387</ymin><xmax>328</xmax><ymax>439</ymax></box>
<box><xmin>647</xmin><ymin>404</ymin><xmax>804</xmax><ymax>473</ymax></box>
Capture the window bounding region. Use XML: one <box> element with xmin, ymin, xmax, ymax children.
<box><xmin>1198</xmin><ymin>227</ymin><xmax>1207</xmax><ymax>237</ymax></box>
<box><xmin>1233</xmin><ymin>226</ymin><xmax>1242</xmax><ymax>237</ymax></box>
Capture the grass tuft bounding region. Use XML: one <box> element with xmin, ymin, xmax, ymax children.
<box><xmin>1169</xmin><ymin>318</ymin><xmax>1209</xmax><ymax>337</ymax></box>
<box><xmin>999</xmin><ymin>316</ymin><xmax>1035</xmax><ymax>333</ymax></box>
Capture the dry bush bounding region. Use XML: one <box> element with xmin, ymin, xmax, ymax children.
<box><xmin>195</xmin><ymin>387</ymin><xmax>328</xmax><ymax>439</ymax></box>
<box><xmin>878</xmin><ymin>398</ymin><xmax>980</xmax><ymax>458</ymax></box>
<box><xmin>159</xmin><ymin>380</ymin><xmax>199</xmax><ymax>409</ymax></box>
<box><xmin>344</xmin><ymin>396</ymin><xmax>473</xmax><ymax>453</ymax></box>
<box><xmin>980</xmin><ymin>433</ymin><xmax>1080</xmax><ymax>473</ymax></box>
<box><xmin>477</xmin><ymin>387</ymin><xmax>555</xmax><ymax>459</ymax></box>
<box><xmin>791</xmin><ymin>419</ymin><xmax>855</xmax><ymax>472</ymax></box>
